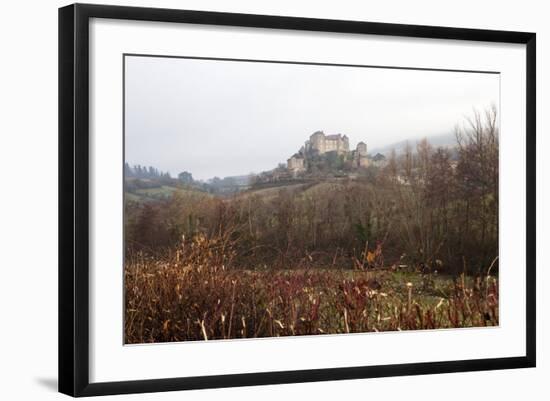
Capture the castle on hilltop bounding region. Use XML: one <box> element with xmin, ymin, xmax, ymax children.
<box><xmin>287</xmin><ymin>131</ymin><xmax>371</xmax><ymax>174</ymax></box>
<box><xmin>306</xmin><ymin>131</ymin><xmax>350</xmax><ymax>154</ymax></box>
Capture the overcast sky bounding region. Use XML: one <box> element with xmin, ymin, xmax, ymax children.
<box><xmin>125</xmin><ymin>55</ymin><xmax>499</xmax><ymax>180</ymax></box>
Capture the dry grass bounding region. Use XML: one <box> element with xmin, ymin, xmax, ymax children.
<box><xmin>125</xmin><ymin>234</ymin><xmax>499</xmax><ymax>344</ymax></box>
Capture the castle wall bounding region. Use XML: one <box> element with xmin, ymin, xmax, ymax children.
<box><xmin>309</xmin><ymin>132</ymin><xmax>350</xmax><ymax>155</ymax></box>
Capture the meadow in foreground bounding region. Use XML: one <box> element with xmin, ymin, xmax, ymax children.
<box><xmin>125</xmin><ymin>235</ymin><xmax>498</xmax><ymax>344</ymax></box>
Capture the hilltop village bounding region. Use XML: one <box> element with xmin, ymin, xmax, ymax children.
<box><xmin>250</xmin><ymin>131</ymin><xmax>386</xmax><ymax>186</ymax></box>
<box><xmin>290</xmin><ymin>130</ymin><xmax>387</xmax><ymax>173</ymax></box>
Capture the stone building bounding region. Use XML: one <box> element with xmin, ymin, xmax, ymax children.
<box><xmin>355</xmin><ymin>141</ymin><xmax>369</xmax><ymax>167</ymax></box>
<box><xmin>305</xmin><ymin>131</ymin><xmax>350</xmax><ymax>155</ymax></box>
<box><xmin>371</xmin><ymin>152</ymin><xmax>387</xmax><ymax>167</ymax></box>
<box><xmin>287</xmin><ymin>131</ymin><xmax>371</xmax><ymax>172</ymax></box>
<box><xmin>356</xmin><ymin>141</ymin><xmax>367</xmax><ymax>155</ymax></box>
<box><xmin>287</xmin><ymin>154</ymin><xmax>305</xmax><ymax>174</ymax></box>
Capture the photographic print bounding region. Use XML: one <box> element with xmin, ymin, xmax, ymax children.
<box><xmin>123</xmin><ymin>55</ymin><xmax>500</xmax><ymax>344</ymax></box>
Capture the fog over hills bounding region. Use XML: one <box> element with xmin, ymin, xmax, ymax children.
<box><xmin>369</xmin><ymin>132</ymin><xmax>457</xmax><ymax>156</ymax></box>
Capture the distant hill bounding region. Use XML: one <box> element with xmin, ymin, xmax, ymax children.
<box><xmin>125</xmin><ymin>131</ymin><xmax>460</xmax><ymax>202</ymax></box>
<box><xmin>369</xmin><ymin>132</ymin><xmax>457</xmax><ymax>156</ymax></box>
<box><xmin>213</xmin><ymin>174</ymin><xmax>252</xmax><ymax>187</ymax></box>
<box><xmin>125</xmin><ymin>183</ymin><xmax>212</xmax><ymax>203</ymax></box>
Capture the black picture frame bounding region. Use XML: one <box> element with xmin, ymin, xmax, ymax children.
<box><xmin>59</xmin><ymin>3</ymin><xmax>536</xmax><ymax>397</ymax></box>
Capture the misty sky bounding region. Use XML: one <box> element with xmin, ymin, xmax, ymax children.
<box><xmin>125</xmin><ymin>55</ymin><xmax>499</xmax><ymax>180</ymax></box>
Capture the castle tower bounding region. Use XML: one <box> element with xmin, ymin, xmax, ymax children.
<box><xmin>342</xmin><ymin>135</ymin><xmax>350</xmax><ymax>153</ymax></box>
<box><xmin>309</xmin><ymin>131</ymin><xmax>326</xmax><ymax>154</ymax></box>
<box><xmin>356</xmin><ymin>141</ymin><xmax>367</xmax><ymax>156</ymax></box>
<box><xmin>356</xmin><ymin>142</ymin><xmax>369</xmax><ymax>167</ymax></box>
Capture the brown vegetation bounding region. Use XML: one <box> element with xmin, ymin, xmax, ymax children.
<box><xmin>124</xmin><ymin>108</ymin><xmax>499</xmax><ymax>343</ymax></box>
<box><xmin>125</xmin><ymin>234</ymin><xmax>498</xmax><ymax>343</ymax></box>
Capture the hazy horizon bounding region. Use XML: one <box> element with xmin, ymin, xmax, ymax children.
<box><xmin>125</xmin><ymin>56</ymin><xmax>499</xmax><ymax>180</ymax></box>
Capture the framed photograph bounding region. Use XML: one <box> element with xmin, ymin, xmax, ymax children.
<box><xmin>59</xmin><ymin>3</ymin><xmax>536</xmax><ymax>397</ymax></box>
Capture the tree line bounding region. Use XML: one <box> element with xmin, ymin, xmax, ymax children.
<box><xmin>124</xmin><ymin>108</ymin><xmax>499</xmax><ymax>276</ymax></box>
